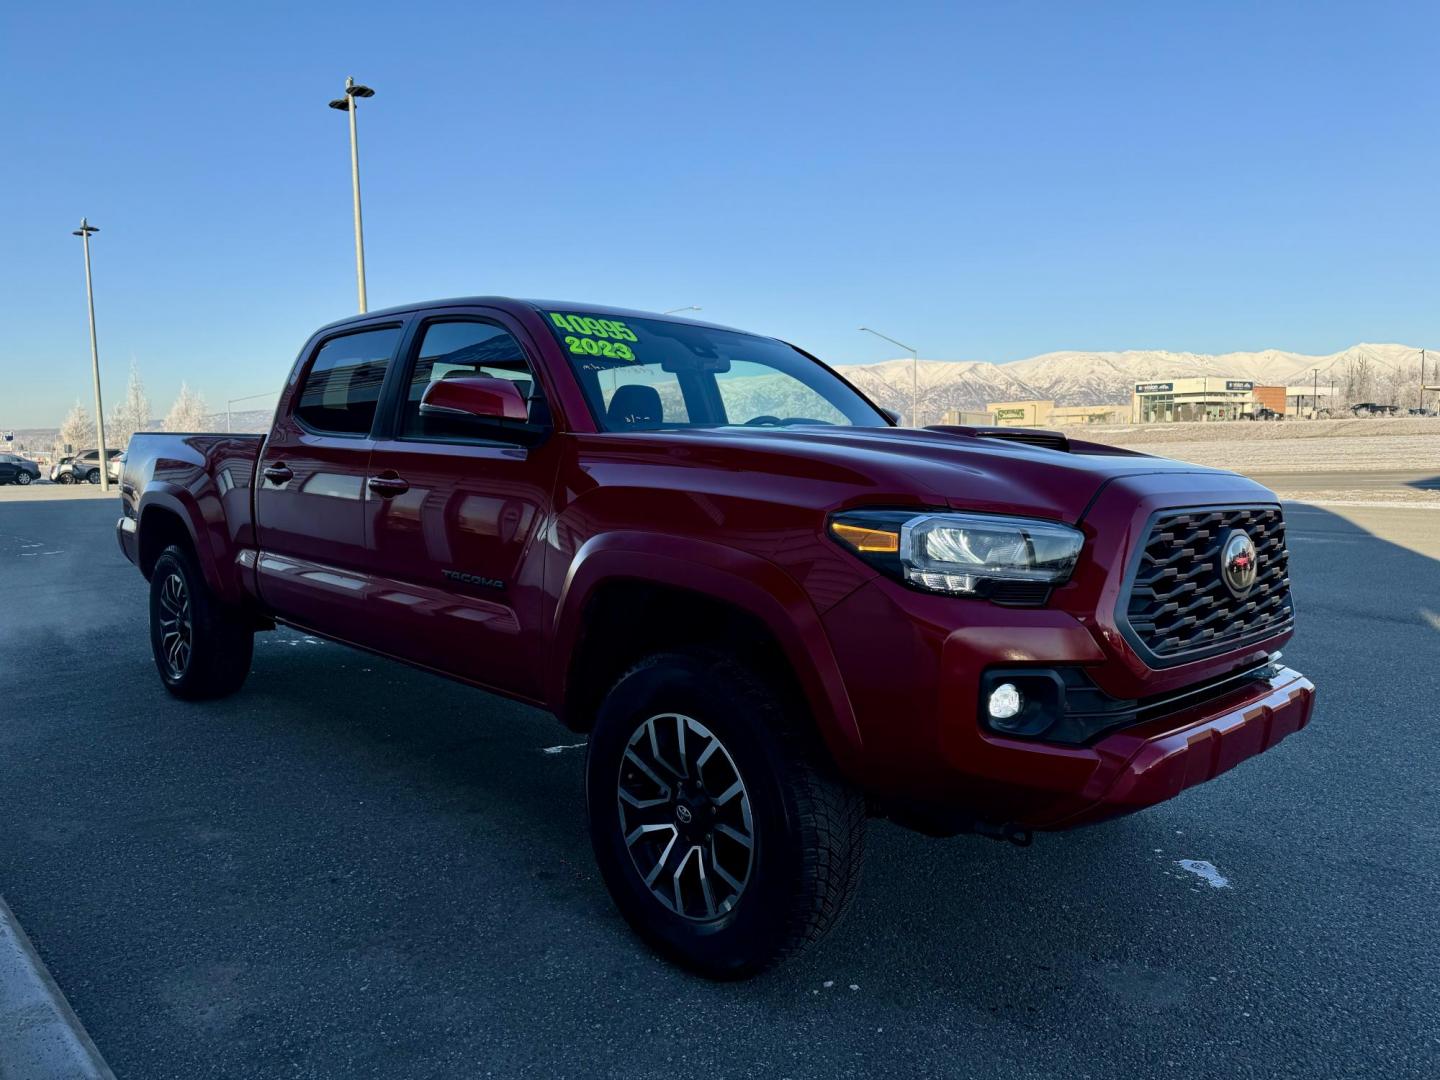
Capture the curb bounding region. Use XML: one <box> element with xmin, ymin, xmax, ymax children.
<box><xmin>0</xmin><ymin>895</ymin><xmax>115</xmax><ymax>1080</ymax></box>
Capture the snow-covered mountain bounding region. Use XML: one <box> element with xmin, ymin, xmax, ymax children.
<box><xmin>840</xmin><ymin>343</ymin><xmax>1431</xmax><ymax>414</ymax></box>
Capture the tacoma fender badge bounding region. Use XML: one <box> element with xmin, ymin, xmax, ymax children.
<box><xmin>442</xmin><ymin>569</ymin><xmax>506</xmax><ymax>591</ymax></box>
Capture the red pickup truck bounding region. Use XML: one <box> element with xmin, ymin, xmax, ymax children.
<box><xmin>119</xmin><ymin>298</ymin><xmax>1314</xmax><ymax>977</ymax></box>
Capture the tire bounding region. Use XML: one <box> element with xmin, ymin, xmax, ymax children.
<box><xmin>16</xmin><ymin>472</ymin><xmax>32</xmax><ymax>486</ymax></box>
<box><xmin>57</xmin><ymin>473</ymin><xmax>73</xmax><ymax>485</ymax></box>
<box><xmin>149</xmin><ymin>543</ymin><xmax>254</xmax><ymax>700</ymax></box>
<box><xmin>86</xmin><ymin>469</ymin><xmax>100</xmax><ymax>484</ymax></box>
<box><xmin>586</xmin><ymin>650</ymin><xmax>866</xmax><ymax>979</ymax></box>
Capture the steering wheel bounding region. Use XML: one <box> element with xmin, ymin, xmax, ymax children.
<box><xmin>743</xmin><ymin>415</ymin><xmax>784</xmax><ymax>427</ymax></box>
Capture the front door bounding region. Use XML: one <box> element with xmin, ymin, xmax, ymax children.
<box><xmin>255</xmin><ymin>322</ymin><xmax>404</xmax><ymax>633</ymax></box>
<box><xmin>361</xmin><ymin>312</ymin><xmax>560</xmax><ymax>700</ymax></box>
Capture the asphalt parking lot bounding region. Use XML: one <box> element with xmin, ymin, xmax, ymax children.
<box><xmin>2</xmin><ymin>483</ymin><xmax>1438</xmax><ymax>1079</ymax></box>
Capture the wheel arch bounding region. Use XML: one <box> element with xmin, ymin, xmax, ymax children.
<box><xmin>136</xmin><ymin>488</ymin><xmax>241</xmax><ymax>604</ymax></box>
<box><xmin>549</xmin><ymin>533</ymin><xmax>864</xmax><ymax>776</ymax></box>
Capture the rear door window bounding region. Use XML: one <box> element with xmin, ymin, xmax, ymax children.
<box><xmin>295</xmin><ymin>327</ymin><xmax>402</xmax><ymax>435</ymax></box>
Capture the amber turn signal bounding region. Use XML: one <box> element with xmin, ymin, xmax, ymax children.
<box><xmin>830</xmin><ymin>521</ymin><xmax>900</xmax><ymax>554</ymax></box>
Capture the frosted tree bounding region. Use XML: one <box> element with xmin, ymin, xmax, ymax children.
<box><xmin>57</xmin><ymin>400</ymin><xmax>95</xmax><ymax>454</ymax></box>
<box><xmin>164</xmin><ymin>382</ymin><xmax>210</xmax><ymax>432</ymax></box>
<box><xmin>108</xmin><ymin>361</ymin><xmax>153</xmax><ymax>447</ymax></box>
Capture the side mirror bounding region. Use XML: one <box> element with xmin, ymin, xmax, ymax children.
<box><xmin>419</xmin><ymin>376</ymin><xmax>529</xmax><ymax>422</ymax></box>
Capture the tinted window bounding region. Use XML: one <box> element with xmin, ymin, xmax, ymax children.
<box><xmin>401</xmin><ymin>321</ymin><xmax>550</xmax><ymax>442</ymax></box>
<box><xmin>296</xmin><ymin>327</ymin><xmax>401</xmax><ymax>435</ymax></box>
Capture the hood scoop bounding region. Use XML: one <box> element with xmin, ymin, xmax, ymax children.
<box><xmin>925</xmin><ymin>425</ymin><xmax>1071</xmax><ymax>453</ymax></box>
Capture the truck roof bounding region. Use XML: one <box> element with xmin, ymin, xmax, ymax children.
<box><xmin>313</xmin><ymin>297</ymin><xmax>746</xmax><ymax>337</ymax></box>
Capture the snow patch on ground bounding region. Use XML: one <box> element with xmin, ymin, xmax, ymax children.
<box><xmin>1176</xmin><ymin>859</ymin><xmax>1231</xmax><ymax>888</ymax></box>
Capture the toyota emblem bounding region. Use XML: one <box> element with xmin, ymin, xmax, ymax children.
<box><xmin>1221</xmin><ymin>530</ymin><xmax>1259</xmax><ymax>596</ymax></box>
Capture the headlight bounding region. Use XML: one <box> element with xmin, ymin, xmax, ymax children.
<box><xmin>829</xmin><ymin>509</ymin><xmax>1083</xmax><ymax>602</ymax></box>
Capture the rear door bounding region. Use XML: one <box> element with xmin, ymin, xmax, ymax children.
<box><xmin>255</xmin><ymin>322</ymin><xmax>404</xmax><ymax>633</ymax></box>
<box><xmin>359</xmin><ymin>309</ymin><xmax>561</xmax><ymax>699</ymax></box>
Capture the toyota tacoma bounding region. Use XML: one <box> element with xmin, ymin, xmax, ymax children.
<box><xmin>118</xmin><ymin>298</ymin><xmax>1315</xmax><ymax>977</ymax></box>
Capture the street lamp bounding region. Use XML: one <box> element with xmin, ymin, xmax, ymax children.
<box><xmin>858</xmin><ymin>326</ymin><xmax>919</xmax><ymax>426</ymax></box>
<box><xmin>664</xmin><ymin>306</ymin><xmax>702</xmax><ymax>315</ymax></box>
<box><xmin>328</xmin><ymin>76</ymin><xmax>376</xmax><ymax>313</ymax></box>
<box><xmin>72</xmin><ymin>217</ymin><xmax>110</xmax><ymax>492</ymax></box>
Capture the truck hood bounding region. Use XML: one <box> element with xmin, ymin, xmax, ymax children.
<box><xmin>632</xmin><ymin>425</ymin><xmax>1271</xmax><ymax>522</ymax></box>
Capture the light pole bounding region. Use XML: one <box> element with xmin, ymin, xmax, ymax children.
<box><xmin>664</xmin><ymin>306</ymin><xmax>702</xmax><ymax>315</ymax></box>
<box><xmin>328</xmin><ymin>76</ymin><xmax>376</xmax><ymax>313</ymax></box>
<box><xmin>73</xmin><ymin>218</ymin><xmax>110</xmax><ymax>492</ymax></box>
<box><xmin>858</xmin><ymin>326</ymin><xmax>919</xmax><ymax>426</ymax></box>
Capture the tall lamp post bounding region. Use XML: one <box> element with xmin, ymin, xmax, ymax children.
<box><xmin>328</xmin><ymin>76</ymin><xmax>376</xmax><ymax>313</ymax></box>
<box><xmin>858</xmin><ymin>326</ymin><xmax>919</xmax><ymax>426</ymax></box>
<box><xmin>73</xmin><ymin>218</ymin><xmax>110</xmax><ymax>492</ymax></box>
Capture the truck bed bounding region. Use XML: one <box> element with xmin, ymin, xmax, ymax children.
<box><xmin>118</xmin><ymin>432</ymin><xmax>265</xmax><ymax>601</ymax></box>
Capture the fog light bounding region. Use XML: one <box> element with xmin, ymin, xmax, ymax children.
<box><xmin>988</xmin><ymin>683</ymin><xmax>1022</xmax><ymax>721</ymax></box>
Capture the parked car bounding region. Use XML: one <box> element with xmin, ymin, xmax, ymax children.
<box><xmin>0</xmin><ymin>453</ymin><xmax>41</xmax><ymax>485</ymax></box>
<box><xmin>118</xmin><ymin>298</ymin><xmax>1315</xmax><ymax>977</ymax></box>
<box><xmin>60</xmin><ymin>448</ymin><xmax>124</xmax><ymax>484</ymax></box>
<box><xmin>49</xmin><ymin>455</ymin><xmax>75</xmax><ymax>483</ymax></box>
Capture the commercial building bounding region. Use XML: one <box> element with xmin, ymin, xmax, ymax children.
<box><xmin>936</xmin><ymin>410</ymin><xmax>996</xmax><ymax>426</ymax></box>
<box><xmin>1130</xmin><ymin>379</ymin><xmax>1275</xmax><ymax>422</ymax></box>
<box><xmin>1253</xmin><ymin>385</ymin><xmax>1287</xmax><ymax>415</ymax></box>
<box><xmin>983</xmin><ymin>400</ymin><xmax>1128</xmax><ymax>427</ymax></box>
<box><xmin>1284</xmin><ymin>384</ymin><xmax>1336</xmax><ymax>418</ymax></box>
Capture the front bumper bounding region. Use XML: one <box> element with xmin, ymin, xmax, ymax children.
<box><xmin>820</xmin><ymin>574</ymin><xmax>1313</xmax><ymax>832</ymax></box>
<box><xmin>1020</xmin><ymin>664</ymin><xmax>1314</xmax><ymax>829</ymax></box>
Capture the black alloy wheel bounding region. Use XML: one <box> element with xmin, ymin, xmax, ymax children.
<box><xmin>587</xmin><ymin>650</ymin><xmax>865</xmax><ymax>978</ymax></box>
<box><xmin>148</xmin><ymin>543</ymin><xmax>254</xmax><ymax>700</ymax></box>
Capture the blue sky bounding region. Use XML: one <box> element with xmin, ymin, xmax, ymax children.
<box><xmin>3</xmin><ymin>1</ymin><xmax>1438</xmax><ymax>428</ymax></box>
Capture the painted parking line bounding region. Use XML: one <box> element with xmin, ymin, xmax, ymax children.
<box><xmin>0</xmin><ymin>895</ymin><xmax>115</xmax><ymax>1080</ymax></box>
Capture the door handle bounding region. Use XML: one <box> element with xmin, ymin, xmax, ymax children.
<box><xmin>263</xmin><ymin>463</ymin><xmax>293</xmax><ymax>485</ymax></box>
<box><xmin>367</xmin><ymin>474</ymin><xmax>410</xmax><ymax>498</ymax></box>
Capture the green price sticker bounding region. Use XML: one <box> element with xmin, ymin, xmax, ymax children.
<box><xmin>549</xmin><ymin>312</ymin><xmax>639</xmax><ymax>362</ymax></box>
<box><xmin>549</xmin><ymin>312</ymin><xmax>639</xmax><ymax>343</ymax></box>
<box><xmin>563</xmin><ymin>335</ymin><xmax>634</xmax><ymax>361</ymax></box>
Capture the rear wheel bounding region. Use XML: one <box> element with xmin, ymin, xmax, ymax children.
<box><xmin>586</xmin><ymin>650</ymin><xmax>866</xmax><ymax>978</ymax></box>
<box><xmin>149</xmin><ymin>543</ymin><xmax>254</xmax><ymax>700</ymax></box>
<box><xmin>16</xmin><ymin>472</ymin><xmax>32</xmax><ymax>486</ymax></box>
<box><xmin>86</xmin><ymin>469</ymin><xmax>100</xmax><ymax>484</ymax></box>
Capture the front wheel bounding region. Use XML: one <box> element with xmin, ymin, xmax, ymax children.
<box><xmin>586</xmin><ymin>650</ymin><xmax>866</xmax><ymax>978</ymax></box>
<box><xmin>149</xmin><ymin>543</ymin><xmax>254</xmax><ymax>700</ymax></box>
<box><xmin>57</xmin><ymin>473</ymin><xmax>72</xmax><ymax>485</ymax></box>
<box><xmin>86</xmin><ymin>469</ymin><xmax>100</xmax><ymax>484</ymax></box>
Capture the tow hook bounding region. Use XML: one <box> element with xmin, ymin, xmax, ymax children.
<box><xmin>973</xmin><ymin>821</ymin><xmax>1034</xmax><ymax>847</ymax></box>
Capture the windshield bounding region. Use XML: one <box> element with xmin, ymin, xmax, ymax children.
<box><xmin>540</xmin><ymin>310</ymin><xmax>888</xmax><ymax>432</ymax></box>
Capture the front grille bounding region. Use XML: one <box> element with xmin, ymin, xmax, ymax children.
<box><xmin>1121</xmin><ymin>505</ymin><xmax>1293</xmax><ymax>665</ymax></box>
